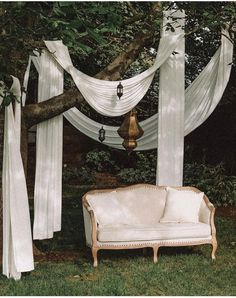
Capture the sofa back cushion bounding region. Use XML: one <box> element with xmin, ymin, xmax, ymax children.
<box><xmin>160</xmin><ymin>187</ymin><xmax>204</xmax><ymax>223</ymax></box>
<box><xmin>86</xmin><ymin>185</ymin><xmax>167</xmax><ymax>226</ymax></box>
<box><xmin>87</xmin><ymin>191</ymin><xmax>128</xmax><ymax>226</ymax></box>
<box><xmin>116</xmin><ymin>186</ymin><xmax>167</xmax><ymax>225</ymax></box>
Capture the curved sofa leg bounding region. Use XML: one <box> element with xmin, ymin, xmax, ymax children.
<box><xmin>92</xmin><ymin>247</ymin><xmax>98</xmax><ymax>267</ymax></box>
<box><xmin>211</xmin><ymin>239</ymin><xmax>217</xmax><ymax>260</ymax></box>
<box><xmin>153</xmin><ymin>246</ymin><xmax>159</xmax><ymax>263</ymax></box>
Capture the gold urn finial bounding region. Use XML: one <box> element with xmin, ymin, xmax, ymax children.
<box><xmin>117</xmin><ymin>108</ymin><xmax>144</xmax><ymax>152</ymax></box>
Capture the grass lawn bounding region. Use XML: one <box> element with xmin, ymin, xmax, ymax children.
<box><xmin>0</xmin><ymin>187</ymin><xmax>235</xmax><ymax>296</ymax></box>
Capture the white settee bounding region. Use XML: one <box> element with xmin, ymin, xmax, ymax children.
<box><xmin>82</xmin><ymin>184</ymin><xmax>217</xmax><ymax>267</ymax></box>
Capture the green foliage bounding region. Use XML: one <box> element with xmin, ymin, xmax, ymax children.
<box><xmin>118</xmin><ymin>151</ymin><xmax>157</xmax><ymax>184</ymax></box>
<box><xmin>184</xmin><ymin>162</ymin><xmax>236</xmax><ymax>207</ymax></box>
<box><xmin>0</xmin><ymin>81</ymin><xmax>17</xmax><ymax>108</ymax></box>
<box><xmin>62</xmin><ymin>147</ymin><xmax>236</xmax><ymax>207</ymax></box>
<box><xmin>85</xmin><ymin>149</ymin><xmax>119</xmax><ymax>173</ymax></box>
<box><xmin>62</xmin><ymin>165</ymin><xmax>95</xmax><ymax>185</ymax></box>
<box><xmin>117</xmin><ymin>150</ymin><xmax>236</xmax><ymax>207</ymax></box>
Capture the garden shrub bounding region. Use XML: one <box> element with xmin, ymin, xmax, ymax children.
<box><xmin>117</xmin><ymin>151</ymin><xmax>157</xmax><ymax>184</ymax></box>
<box><xmin>183</xmin><ymin>162</ymin><xmax>236</xmax><ymax>207</ymax></box>
<box><xmin>118</xmin><ymin>152</ymin><xmax>236</xmax><ymax>206</ymax></box>
<box><xmin>62</xmin><ymin>165</ymin><xmax>95</xmax><ymax>184</ymax></box>
<box><xmin>85</xmin><ymin>149</ymin><xmax>120</xmax><ymax>173</ymax></box>
<box><xmin>63</xmin><ymin>148</ymin><xmax>236</xmax><ymax>207</ymax></box>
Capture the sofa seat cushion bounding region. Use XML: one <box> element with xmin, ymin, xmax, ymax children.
<box><xmin>97</xmin><ymin>223</ymin><xmax>211</xmax><ymax>242</ymax></box>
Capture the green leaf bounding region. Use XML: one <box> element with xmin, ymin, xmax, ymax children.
<box><xmin>87</xmin><ymin>28</ymin><xmax>106</xmax><ymax>44</ymax></box>
<box><xmin>3</xmin><ymin>94</ymin><xmax>13</xmax><ymax>106</ymax></box>
<box><xmin>77</xmin><ymin>42</ymin><xmax>93</xmax><ymax>54</ymax></box>
<box><xmin>59</xmin><ymin>2</ymin><xmax>74</xmax><ymax>7</ymax></box>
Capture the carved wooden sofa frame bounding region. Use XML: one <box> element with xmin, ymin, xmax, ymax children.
<box><xmin>82</xmin><ymin>184</ymin><xmax>217</xmax><ymax>267</ymax></box>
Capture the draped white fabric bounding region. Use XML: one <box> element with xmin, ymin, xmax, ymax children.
<box><xmin>33</xmin><ymin>51</ymin><xmax>64</xmax><ymax>240</ymax></box>
<box><xmin>22</xmin><ymin>16</ymin><xmax>233</xmax><ymax>241</ymax></box>
<box><xmin>157</xmin><ymin>10</ymin><xmax>185</xmax><ymax>186</ymax></box>
<box><xmin>2</xmin><ymin>77</ymin><xmax>34</xmax><ymax>280</ymax></box>
<box><xmin>184</xmin><ymin>29</ymin><xmax>233</xmax><ymax>135</ymax></box>
<box><xmin>45</xmin><ymin>34</ymin><xmax>184</xmax><ymax>117</ymax></box>
<box><xmin>64</xmin><ymin>30</ymin><xmax>233</xmax><ymax>151</ymax></box>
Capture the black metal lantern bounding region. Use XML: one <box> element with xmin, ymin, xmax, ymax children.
<box><xmin>117</xmin><ymin>82</ymin><xmax>123</xmax><ymax>99</ymax></box>
<box><xmin>98</xmin><ymin>126</ymin><xmax>105</xmax><ymax>142</ymax></box>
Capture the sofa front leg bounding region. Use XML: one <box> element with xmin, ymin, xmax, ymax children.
<box><xmin>211</xmin><ymin>238</ymin><xmax>217</xmax><ymax>260</ymax></box>
<box><xmin>92</xmin><ymin>247</ymin><xmax>98</xmax><ymax>267</ymax></box>
<box><xmin>153</xmin><ymin>246</ymin><xmax>159</xmax><ymax>263</ymax></box>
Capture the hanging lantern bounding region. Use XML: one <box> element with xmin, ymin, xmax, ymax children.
<box><xmin>117</xmin><ymin>108</ymin><xmax>144</xmax><ymax>152</ymax></box>
<box><xmin>117</xmin><ymin>82</ymin><xmax>123</xmax><ymax>99</ymax></box>
<box><xmin>98</xmin><ymin>126</ymin><xmax>105</xmax><ymax>142</ymax></box>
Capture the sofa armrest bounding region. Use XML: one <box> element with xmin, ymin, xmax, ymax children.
<box><xmin>199</xmin><ymin>196</ymin><xmax>216</xmax><ymax>239</ymax></box>
<box><xmin>82</xmin><ymin>197</ymin><xmax>98</xmax><ymax>247</ymax></box>
<box><xmin>207</xmin><ymin>202</ymin><xmax>216</xmax><ymax>238</ymax></box>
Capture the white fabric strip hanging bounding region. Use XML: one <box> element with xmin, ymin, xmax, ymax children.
<box><xmin>45</xmin><ymin>34</ymin><xmax>184</xmax><ymax>116</ymax></box>
<box><xmin>33</xmin><ymin>51</ymin><xmax>64</xmax><ymax>240</ymax></box>
<box><xmin>2</xmin><ymin>77</ymin><xmax>34</xmax><ymax>280</ymax></box>
<box><xmin>157</xmin><ymin>10</ymin><xmax>185</xmax><ymax>186</ymax></box>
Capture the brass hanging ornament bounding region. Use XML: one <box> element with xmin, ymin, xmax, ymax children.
<box><xmin>117</xmin><ymin>108</ymin><xmax>144</xmax><ymax>152</ymax></box>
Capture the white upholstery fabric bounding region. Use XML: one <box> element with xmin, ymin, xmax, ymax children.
<box><xmin>199</xmin><ymin>200</ymin><xmax>211</xmax><ymax>224</ymax></box>
<box><xmin>98</xmin><ymin>222</ymin><xmax>211</xmax><ymax>242</ymax></box>
<box><xmin>97</xmin><ymin>236</ymin><xmax>212</xmax><ymax>246</ymax></box>
<box><xmin>160</xmin><ymin>187</ymin><xmax>204</xmax><ymax>223</ymax></box>
<box><xmin>115</xmin><ymin>187</ymin><xmax>167</xmax><ymax>225</ymax></box>
<box><xmin>83</xmin><ymin>185</ymin><xmax>213</xmax><ymax>247</ymax></box>
<box><xmin>82</xmin><ymin>206</ymin><xmax>93</xmax><ymax>246</ymax></box>
<box><xmin>2</xmin><ymin>77</ymin><xmax>34</xmax><ymax>280</ymax></box>
<box><xmin>88</xmin><ymin>187</ymin><xmax>167</xmax><ymax>226</ymax></box>
<box><xmin>87</xmin><ymin>191</ymin><xmax>129</xmax><ymax>226</ymax></box>
<box><xmin>157</xmin><ymin>10</ymin><xmax>185</xmax><ymax>187</ymax></box>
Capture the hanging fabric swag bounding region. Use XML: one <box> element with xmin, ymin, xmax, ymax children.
<box><xmin>44</xmin><ymin>33</ymin><xmax>184</xmax><ymax>117</ymax></box>
<box><xmin>64</xmin><ymin>29</ymin><xmax>233</xmax><ymax>150</ymax></box>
